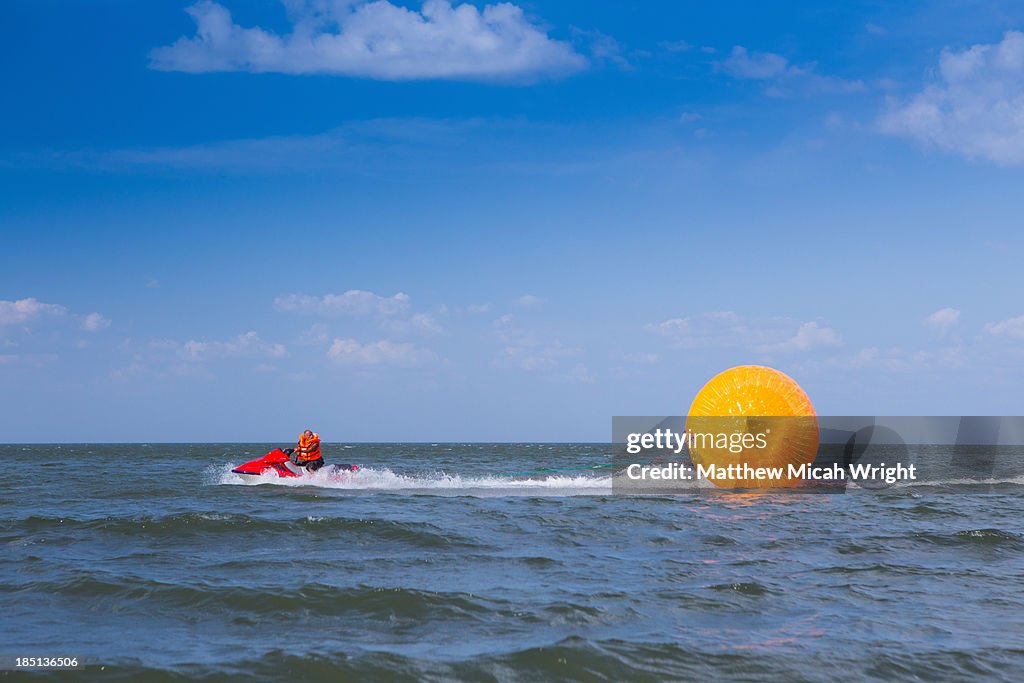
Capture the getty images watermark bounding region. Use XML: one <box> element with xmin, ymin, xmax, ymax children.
<box><xmin>611</xmin><ymin>417</ymin><xmax>1024</xmax><ymax>494</ymax></box>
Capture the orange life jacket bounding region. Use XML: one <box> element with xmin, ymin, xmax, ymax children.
<box><xmin>297</xmin><ymin>432</ymin><xmax>321</xmax><ymax>461</ymax></box>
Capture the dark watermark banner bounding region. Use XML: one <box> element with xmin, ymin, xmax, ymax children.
<box><xmin>611</xmin><ymin>416</ymin><xmax>1024</xmax><ymax>494</ymax></box>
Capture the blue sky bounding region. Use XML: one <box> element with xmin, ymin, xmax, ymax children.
<box><xmin>3</xmin><ymin>0</ymin><xmax>1024</xmax><ymax>442</ymax></box>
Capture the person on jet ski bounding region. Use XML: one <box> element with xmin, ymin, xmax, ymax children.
<box><xmin>290</xmin><ymin>429</ymin><xmax>325</xmax><ymax>471</ymax></box>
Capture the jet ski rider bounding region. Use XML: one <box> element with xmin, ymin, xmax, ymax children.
<box><xmin>290</xmin><ymin>429</ymin><xmax>325</xmax><ymax>471</ymax></box>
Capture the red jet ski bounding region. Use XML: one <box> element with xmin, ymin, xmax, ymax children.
<box><xmin>232</xmin><ymin>448</ymin><xmax>359</xmax><ymax>478</ymax></box>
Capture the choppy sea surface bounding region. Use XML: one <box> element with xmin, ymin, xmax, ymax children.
<box><xmin>3</xmin><ymin>443</ymin><xmax>1024</xmax><ymax>681</ymax></box>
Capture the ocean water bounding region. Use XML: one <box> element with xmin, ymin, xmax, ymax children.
<box><xmin>3</xmin><ymin>443</ymin><xmax>1024</xmax><ymax>681</ymax></box>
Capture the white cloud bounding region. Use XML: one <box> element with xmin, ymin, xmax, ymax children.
<box><xmin>659</xmin><ymin>40</ymin><xmax>691</xmax><ymax>54</ymax></box>
<box><xmin>0</xmin><ymin>298</ymin><xmax>67</xmax><ymax>325</ymax></box>
<box><xmin>651</xmin><ymin>312</ymin><xmax>841</xmax><ymax>353</ymax></box>
<box><xmin>910</xmin><ymin>345</ymin><xmax>967</xmax><ymax>368</ymax></box>
<box><xmin>572</xmin><ymin>28</ymin><xmax>629</xmax><ymax>69</ymax></box>
<box><xmin>150</xmin><ymin>0</ymin><xmax>586</xmax><ymax>82</ymax></box>
<box><xmin>327</xmin><ymin>337</ymin><xmax>431</xmax><ymax>366</ymax></box>
<box><xmin>81</xmin><ymin>312</ymin><xmax>111</xmax><ymax>332</ymax></box>
<box><xmin>0</xmin><ymin>353</ymin><xmax>58</xmax><ymax>369</ymax></box>
<box><xmin>758</xmin><ymin>321</ymin><xmax>841</xmax><ymax>353</ymax></box>
<box><xmin>984</xmin><ymin>315</ymin><xmax>1024</xmax><ymax>339</ymax></box>
<box><xmin>650</xmin><ymin>311</ymin><xmax>751</xmax><ymax>348</ymax></box>
<box><xmin>296</xmin><ymin>323</ymin><xmax>329</xmax><ymax>346</ymax></box>
<box><xmin>566</xmin><ymin>362</ymin><xmax>596</xmax><ymax>383</ymax></box>
<box><xmin>806</xmin><ymin>343</ymin><xmax>972</xmax><ymax>373</ymax></box>
<box><xmin>796</xmin><ymin>346</ymin><xmax>912</xmax><ymax>373</ymax></box>
<box><xmin>466</xmin><ymin>303</ymin><xmax>491</xmax><ymax>314</ymax></box>
<box><xmin>721</xmin><ymin>46</ymin><xmax>864</xmax><ymax>95</ymax></box>
<box><xmin>411</xmin><ymin>313</ymin><xmax>443</xmax><ymax>335</ymax></box>
<box><xmin>723</xmin><ymin>47</ymin><xmax>795</xmax><ymax>80</ymax></box>
<box><xmin>25</xmin><ymin>117</ymin><xmax>632</xmax><ymax>178</ymax></box>
<box><xmin>89</xmin><ymin>128</ymin><xmax>350</xmax><ymax>172</ymax></box>
<box><xmin>502</xmin><ymin>340</ymin><xmax>579</xmax><ymax>370</ymax></box>
<box><xmin>0</xmin><ymin>300</ymin><xmax>112</xmax><ymax>339</ymax></box>
<box><xmin>879</xmin><ymin>31</ymin><xmax>1024</xmax><ymax>165</ymax></box>
<box><xmin>386</xmin><ymin>312</ymin><xmax>444</xmax><ymax>336</ymax></box>
<box><xmin>514</xmin><ymin>294</ymin><xmax>543</xmax><ymax>307</ymax></box>
<box><xmin>489</xmin><ymin>313</ymin><xmax>580</xmax><ymax>370</ymax></box>
<box><xmin>110</xmin><ymin>361</ymin><xmax>151</xmax><ymax>382</ymax></box>
<box><xmin>183</xmin><ymin>331</ymin><xmax>287</xmax><ymax>361</ymax></box>
<box><xmin>274</xmin><ymin>290</ymin><xmax>410</xmax><ymax>316</ymax></box>
<box><xmin>926</xmin><ymin>307</ymin><xmax>960</xmax><ymax>331</ymax></box>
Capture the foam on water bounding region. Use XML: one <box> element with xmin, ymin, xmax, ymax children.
<box><xmin>210</xmin><ymin>463</ymin><xmax>613</xmax><ymax>496</ymax></box>
<box><xmin>209</xmin><ymin>463</ymin><xmax>1024</xmax><ymax>496</ymax></box>
<box><xmin>890</xmin><ymin>475</ymin><xmax>1024</xmax><ymax>489</ymax></box>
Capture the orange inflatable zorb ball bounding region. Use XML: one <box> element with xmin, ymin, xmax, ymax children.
<box><xmin>686</xmin><ymin>365</ymin><xmax>818</xmax><ymax>488</ymax></box>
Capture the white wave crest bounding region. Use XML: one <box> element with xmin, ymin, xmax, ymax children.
<box><xmin>208</xmin><ymin>463</ymin><xmax>1024</xmax><ymax>496</ymax></box>
<box><xmin>210</xmin><ymin>463</ymin><xmax>612</xmax><ymax>496</ymax></box>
